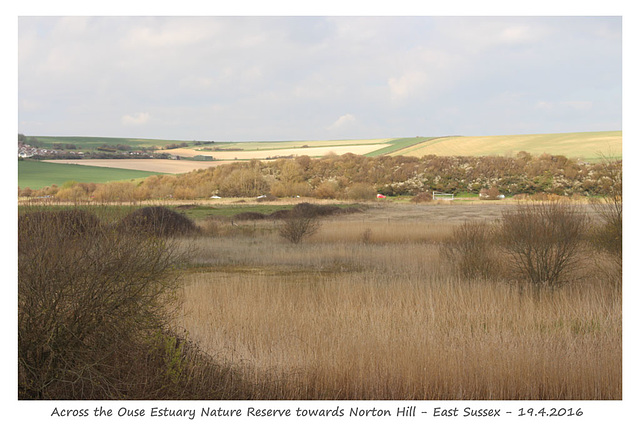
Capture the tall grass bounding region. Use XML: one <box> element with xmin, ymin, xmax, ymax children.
<box><xmin>175</xmin><ymin>217</ymin><xmax>622</xmax><ymax>400</ymax></box>
<box><xmin>178</xmin><ymin>270</ymin><xmax>620</xmax><ymax>400</ymax></box>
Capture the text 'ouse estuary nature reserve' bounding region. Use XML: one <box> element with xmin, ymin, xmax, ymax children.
<box><xmin>51</xmin><ymin>405</ymin><xmax>584</xmax><ymax>419</ymax></box>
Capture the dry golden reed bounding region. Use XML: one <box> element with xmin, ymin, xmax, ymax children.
<box><xmin>175</xmin><ymin>216</ymin><xmax>621</xmax><ymax>400</ymax></box>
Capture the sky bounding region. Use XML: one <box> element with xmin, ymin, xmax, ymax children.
<box><xmin>18</xmin><ymin>15</ymin><xmax>622</xmax><ymax>142</ymax></box>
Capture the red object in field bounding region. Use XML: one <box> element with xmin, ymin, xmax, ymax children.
<box><xmin>377</xmin><ymin>194</ymin><xmax>386</xmax><ymax>199</ymax></box>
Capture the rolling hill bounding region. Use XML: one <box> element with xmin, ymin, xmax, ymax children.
<box><xmin>391</xmin><ymin>131</ymin><xmax>621</xmax><ymax>161</ymax></box>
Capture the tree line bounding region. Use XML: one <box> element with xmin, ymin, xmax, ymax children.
<box><xmin>19</xmin><ymin>152</ymin><xmax>621</xmax><ymax>201</ymax></box>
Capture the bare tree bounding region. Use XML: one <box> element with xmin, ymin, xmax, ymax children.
<box><xmin>590</xmin><ymin>156</ymin><xmax>622</xmax><ymax>270</ymax></box>
<box><xmin>499</xmin><ymin>202</ymin><xmax>588</xmax><ymax>290</ymax></box>
<box><xmin>278</xmin><ymin>214</ymin><xmax>321</xmax><ymax>244</ymax></box>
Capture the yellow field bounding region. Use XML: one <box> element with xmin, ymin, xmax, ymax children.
<box><xmin>394</xmin><ymin>131</ymin><xmax>622</xmax><ymax>160</ymax></box>
<box><xmin>200</xmin><ymin>138</ymin><xmax>393</xmax><ymax>151</ymax></box>
<box><xmin>41</xmin><ymin>140</ymin><xmax>391</xmax><ymax>174</ymax></box>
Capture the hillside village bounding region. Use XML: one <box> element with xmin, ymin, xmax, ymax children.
<box><xmin>18</xmin><ymin>141</ymin><xmax>165</xmax><ymax>160</ymax></box>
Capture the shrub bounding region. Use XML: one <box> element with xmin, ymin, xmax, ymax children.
<box><xmin>268</xmin><ymin>209</ymin><xmax>293</xmax><ymax>220</ymax></box>
<box><xmin>480</xmin><ymin>186</ymin><xmax>501</xmax><ymax>200</ymax></box>
<box><xmin>278</xmin><ymin>214</ymin><xmax>321</xmax><ymax>244</ymax></box>
<box><xmin>291</xmin><ymin>202</ymin><xmax>340</xmax><ymax>218</ymax></box>
<box><xmin>441</xmin><ymin>221</ymin><xmax>500</xmax><ymax>280</ymax></box>
<box><xmin>233</xmin><ymin>212</ymin><xmax>267</xmax><ymax>221</ymax></box>
<box><xmin>117</xmin><ymin>206</ymin><xmax>198</xmax><ymax>237</ymax></box>
<box><xmin>411</xmin><ymin>192</ymin><xmax>433</xmax><ymax>204</ymax></box>
<box><xmin>19</xmin><ymin>187</ymin><xmax>34</xmax><ymax>197</ymax></box>
<box><xmin>314</xmin><ymin>181</ymin><xmax>339</xmax><ymax>199</ymax></box>
<box><xmin>590</xmin><ymin>159</ymin><xmax>622</xmax><ymax>259</ymax></box>
<box><xmin>345</xmin><ymin>183</ymin><xmax>377</xmax><ymax>200</ymax></box>
<box><xmin>19</xmin><ymin>209</ymin><xmax>101</xmax><ymax>235</ymax></box>
<box><xmin>218</xmin><ymin>167</ymin><xmax>269</xmax><ymax>197</ymax></box>
<box><xmin>93</xmin><ymin>182</ymin><xmax>137</xmax><ymax>203</ymax></box>
<box><xmin>588</xmin><ymin>158</ymin><xmax>622</xmax><ymax>282</ymax></box>
<box><xmin>18</xmin><ymin>208</ymin><xmax>183</xmax><ymax>399</ymax></box>
<box><xmin>499</xmin><ymin>202</ymin><xmax>588</xmax><ymax>290</ymax></box>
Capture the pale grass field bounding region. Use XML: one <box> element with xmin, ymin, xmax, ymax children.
<box><xmin>44</xmin><ymin>141</ymin><xmax>390</xmax><ymax>174</ymax></box>
<box><xmin>44</xmin><ymin>158</ymin><xmax>235</xmax><ymax>174</ymax></box>
<box><xmin>174</xmin><ymin>217</ymin><xmax>622</xmax><ymax>400</ymax></box>
<box><xmin>394</xmin><ymin>131</ymin><xmax>622</xmax><ymax>160</ymax></box>
<box><xmin>202</xmin><ymin>138</ymin><xmax>393</xmax><ymax>151</ymax></box>
<box><xmin>157</xmin><ymin>143</ymin><xmax>391</xmax><ymax>159</ymax></box>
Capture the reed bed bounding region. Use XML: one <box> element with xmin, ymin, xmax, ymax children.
<box><xmin>175</xmin><ymin>218</ymin><xmax>622</xmax><ymax>400</ymax></box>
<box><xmin>177</xmin><ymin>271</ymin><xmax>620</xmax><ymax>400</ymax></box>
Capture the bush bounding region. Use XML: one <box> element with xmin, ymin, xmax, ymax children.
<box><xmin>345</xmin><ymin>183</ymin><xmax>377</xmax><ymax>200</ymax></box>
<box><xmin>18</xmin><ymin>209</ymin><xmax>183</xmax><ymax>399</ymax></box>
<box><xmin>441</xmin><ymin>221</ymin><xmax>500</xmax><ymax>280</ymax></box>
<box><xmin>314</xmin><ymin>181</ymin><xmax>339</xmax><ymax>199</ymax></box>
<box><xmin>589</xmin><ymin>158</ymin><xmax>622</xmax><ymax>270</ymax></box>
<box><xmin>499</xmin><ymin>202</ymin><xmax>588</xmax><ymax>290</ymax></box>
<box><xmin>233</xmin><ymin>212</ymin><xmax>267</xmax><ymax>221</ymax></box>
<box><xmin>479</xmin><ymin>186</ymin><xmax>501</xmax><ymax>200</ymax></box>
<box><xmin>19</xmin><ymin>209</ymin><xmax>101</xmax><ymax>235</ymax></box>
<box><xmin>411</xmin><ymin>192</ymin><xmax>433</xmax><ymax>204</ymax></box>
<box><xmin>117</xmin><ymin>206</ymin><xmax>198</xmax><ymax>237</ymax></box>
<box><xmin>278</xmin><ymin>214</ymin><xmax>321</xmax><ymax>244</ymax></box>
<box><xmin>291</xmin><ymin>202</ymin><xmax>340</xmax><ymax>218</ymax></box>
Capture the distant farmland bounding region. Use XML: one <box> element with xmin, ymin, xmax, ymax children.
<box><xmin>20</xmin><ymin>131</ymin><xmax>622</xmax><ymax>189</ymax></box>
<box><xmin>31</xmin><ymin>136</ymin><xmax>190</xmax><ymax>150</ymax></box>
<box><xmin>156</xmin><ymin>142</ymin><xmax>392</xmax><ymax>160</ymax></box>
<box><xmin>18</xmin><ymin>160</ymin><xmax>161</xmax><ymax>189</ymax></box>
<box><xmin>393</xmin><ymin>131</ymin><xmax>622</xmax><ymax>161</ymax></box>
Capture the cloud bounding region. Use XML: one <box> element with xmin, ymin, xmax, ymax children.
<box><xmin>18</xmin><ymin>17</ymin><xmax>621</xmax><ymax>140</ymax></box>
<box><xmin>328</xmin><ymin>114</ymin><xmax>356</xmax><ymax>130</ymax></box>
<box><xmin>388</xmin><ymin>71</ymin><xmax>429</xmax><ymax>103</ymax></box>
<box><xmin>122</xmin><ymin>112</ymin><xmax>151</xmax><ymax>126</ymax></box>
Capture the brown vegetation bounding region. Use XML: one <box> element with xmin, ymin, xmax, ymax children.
<box><xmin>278</xmin><ymin>215</ymin><xmax>321</xmax><ymax>244</ymax></box>
<box><xmin>176</xmin><ymin>209</ymin><xmax>621</xmax><ymax>399</ymax></box>
<box><xmin>117</xmin><ymin>206</ymin><xmax>199</xmax><ymax>237</ymax></box>
<box><xmin>441</xmin><ymin>220</ymin><xmax>500</xmax><ymax>280</ymax></box>
<box><xmin>23</xmin><ymin>153</ymin><xmax>622</xmax><ymax>202</ymax></box>
<box><xmin>18</xmin><ymin>197</ymin><xmax>621</xmax><ymax>400</ymax></box>
<box><xmin>500</xmin><ymin>202</ymin><xmax>588</xmax><ymax>290</ymax></box>
<box><xmin>18</xmin><ymin>209</ymin><xmax>183</xmax><ymax>398</ymax></box>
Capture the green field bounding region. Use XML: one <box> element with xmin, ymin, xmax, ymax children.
<box><xmin>31</xmin><ymin>136</ymin><xmax>190</xmax><ymax>150</ymax></box>
<box><xmin>364</xmin><ymin>137</ymin><xmax>440</xmax><ymax>156</ymax></box>
<box><xmin>18</xmin><ymin>160</ymin><xmax>161</xmax><ymax>189</ymax></box>
<box><xmin>393</xmin><ymin>131</ymin><xmax>622</xmax><ymax>161</ymax></box>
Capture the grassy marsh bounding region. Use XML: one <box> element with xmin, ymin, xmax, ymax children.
<box><xmin>173</xmin><ymin>208</ymin><xmax>621</xmax><ymax>400</ymax></box>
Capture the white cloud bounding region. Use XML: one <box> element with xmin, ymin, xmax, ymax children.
<box><xmin>328</xmin><ymin>114</ymin><xmax>356</xmax><ymax>130</ymax></box>
<box><xmin>388</xmin><ymin>71</ymin><xmax>428</xmax><ymax>103</ymax></box>
<box><xmin>18</xmin><ymin>17</ymin><xmax>621</xmax><ymax>140</ymax></box>
<box><xmin>122</xmin><ymin>19</ymin><xmax>217</xmax><ymax>49</ymax></box>
<box><xmin>122</xmin><ymin>112</ymin><xmax>151</xmax><ymax>126</ymax></box>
